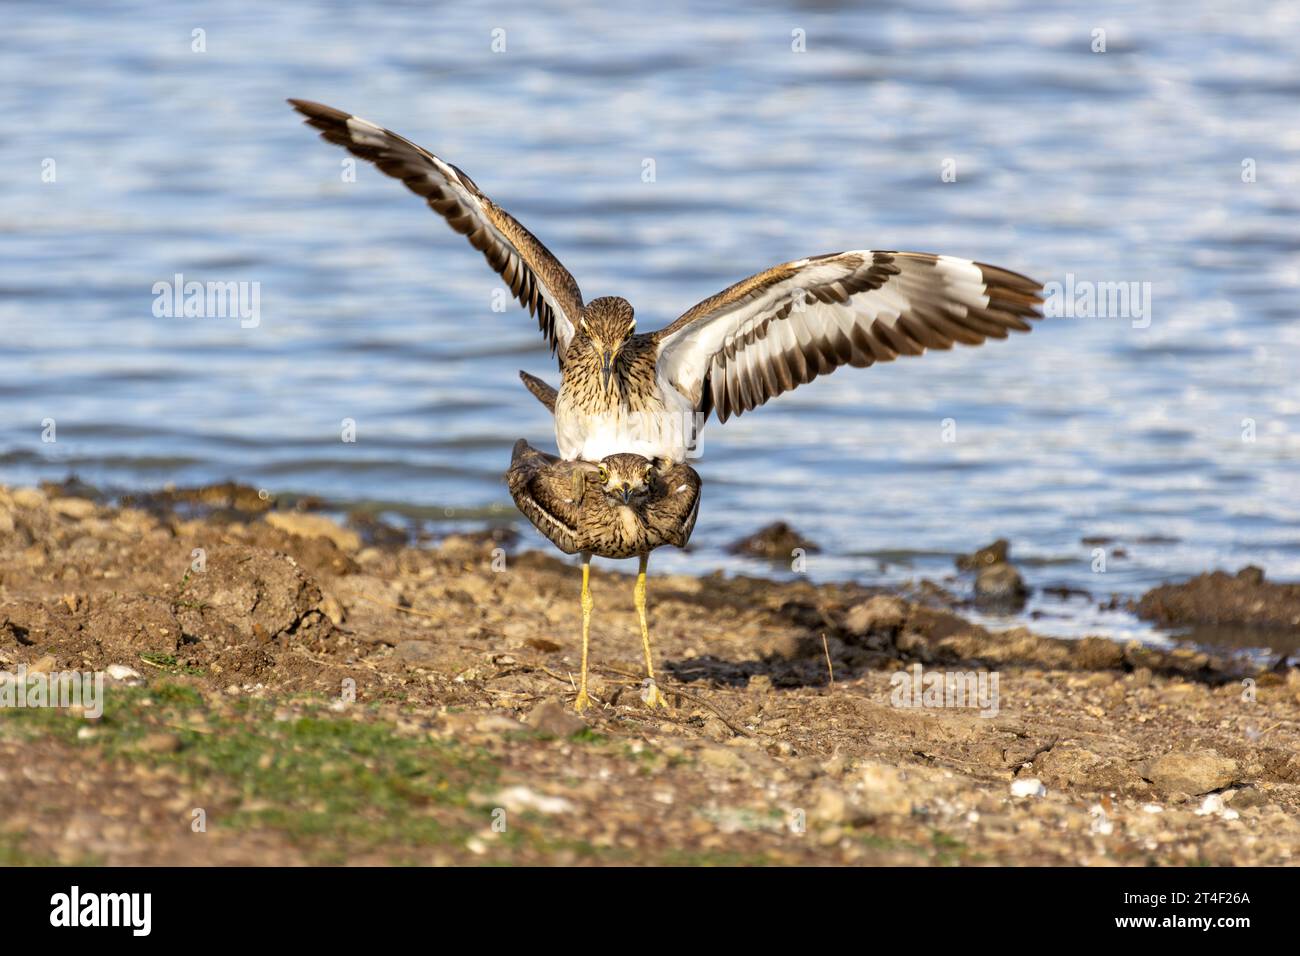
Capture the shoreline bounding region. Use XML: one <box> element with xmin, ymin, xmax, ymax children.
<box><xmin>0</xmin><ymin>482</ymin><xmax>1297</xmax><ymax>865</ymax></box>
<box><xmin>25</xmin><ymin>476</ymin><xmax>1300</xmax><ymax>658</ymax></box>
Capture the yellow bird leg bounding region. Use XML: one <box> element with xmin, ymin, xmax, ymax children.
<box><xmin>574</xmin><ymin>553</ymin><xmax>594</xmax><ymax>713</ymax></box>
<box><xmin>635</xmin><ymin>553</ymin><xmax>670</xmax><ymax>709</ymax></box>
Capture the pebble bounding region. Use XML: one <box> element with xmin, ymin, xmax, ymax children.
<box><xmin>394</xmin><ymin>641</ymin><xmax>439</xmax><ymax>665</ymax></box>
<box><xmin>843</xmin><ymin>595</ymin><xmax>909</xmax><ymax>636</ymax></box>
<box><xmin>492</xmin><ymin>785</ymin><xmax>574</xmax><ymax>815</ymax></box>
<box><xmin>701</xmin><ymin>716</ymin><xmax>732</xmax><ymax>741</ymax></box>
<box><xmin>106</xmin><ymin>664</ymin><xmax>142</xmax><ymax>681</ymax></box>
<box><xmin>1088</xmin><ymin>805</ymin><xmax>1114</xmax><ymax>836</ymax></box>
<box><xmin>1139</xmin><ymin>750</ymin><xmax>1238</xmax><ymax>795</ymax></box>
<box><xmin>698</xmin><ymin>746</ymin><xmax>747</xmax><ymax>773</ymax></box>
<box><xmin>975</xmin><ymin>563</ymin><xmax>1029</xmax><ymax>607</ymax></box>
<box><xmin>265</xmin><ymin>512</ymin><xmax>361</xmax><ymax>552</ymax></box>
<box><xmin>1193</xmin><ymin>793</ymin><xmax>1239</xmax><ymax>820</ymax></box>
<box><xmin>747</xmin><ymin>674</ymin><xmax>773</xmax><ymax>695</ymax></box>
<box><xmin>859</xmin><ymin>761</ymin><xmax>914</xmax><ymax>817</ymax></box>
<box><xmin>475</xmin><ymin>714</ymin><xmax>527</xmax><ymax>735</ymax></box>
<box><xmin>956</xmin><ymin>539</ymin><xmax>1010</xmax><ymax>570</ymax></box>
<box><xmin>1010</xmin><ymin>778</ymin><xmax>1046</xmax><ymax>798</ymax></box>
<box><xmin>134</xmin><ymin>732</ymin><xmax>183</xmax><ymax>754</ymax></box>
<box><xmin>525</xmin><ymin>700</ymin><xmax>585</xmax><ymax>737</ymax></box>
<box><xmin>11</xmin><ymin>488</ymin><xmax>46</xmax><ymax>509</ymax></box>
<box><xmin>51</xmin><ymin>497</ymin><xmax>97</xmax><ymax>520</ymax></box>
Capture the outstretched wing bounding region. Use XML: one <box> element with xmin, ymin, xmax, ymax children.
<box><xmin>654</xmin><ymin>251</ymin><xmax>1043</xmax><ymax>422</ymax></box>
<box><xmin>289</xmin><ymin>99</ymin><xmax>585</xmax><ymax>361</ymax></box>
<box><xmin>647</xmin><ymin>463</ymin><xmax>702</xmax><ymax>550</ymax></box>
<box><xmin>505</xmin><ymin>440</ymin><xmax>591</xmax><ymax>554</ymax></box>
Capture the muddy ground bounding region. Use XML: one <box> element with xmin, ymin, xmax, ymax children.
<box><xmin>1</xmin><ymin>483</ymin><xmax>1298</xmax><ymax>866</ymax></box>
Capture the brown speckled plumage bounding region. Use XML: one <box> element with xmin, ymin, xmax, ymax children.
<box><xmin>505</xmin><ymin>440</ymin><xmax>700</xmax><ymax>560</ymax></box>
<box><xmin>560</xmin><ymin>299</ymin><xmax>663</xmax><ymax>414</ymax></box>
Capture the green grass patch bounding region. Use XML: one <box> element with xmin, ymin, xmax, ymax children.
<box><xmin>0</xmin><ymin>681</ymin><xmax>503</xmax><ymax>863</ymax></box>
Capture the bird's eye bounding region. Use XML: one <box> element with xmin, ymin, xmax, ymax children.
<box><xmin>598</xmin><ymin>465</ymin><xmax>609</xmax><ymax>481</ymax></box>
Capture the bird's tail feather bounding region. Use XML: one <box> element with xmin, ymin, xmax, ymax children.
<box><xmin>518</xmin><ymin>370</ymin><xmax>558</xmax><ymax>414</ymax></box>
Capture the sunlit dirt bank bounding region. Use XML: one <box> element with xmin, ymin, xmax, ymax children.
<box><xmin>0</xmin><ymin>484</ymin><xmax>1297</xmax><ymax>865</ymax></box>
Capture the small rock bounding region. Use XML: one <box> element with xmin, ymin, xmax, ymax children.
<box><xmin>811</xmin><ymin>787</ymin><xmax>848</xmax><ymax>825</ymax></box>
<box><xmin>105</xmin><ymin>664</ymin><xmax>142</xmax><ymax>682</ymax></box>
<box><xmin>727</xmin><ymin>522</ymin><xmax>819</xmax><ymax>560</ymax></box>
<box><xmin>894</xmin><ymin>631</ymin><xmax>929</xmax><ymax>655</ymax></box>
<box><xmin>265</xmin><ymin>512</ymin><xmax>361</xmax><ymax>552</ymax></box>
<box><xmin>956</xmin><ymin>539</ymin><xmax>1009</xmax><ymax>571</ymax></box>
<box><xmin>1195</xmin><ymin>793</ymin><xmax>1225</xmax><ymax>816</ymax></box>
<box><xmin>11</xmin><ymin>488</ymin><xmax>46</xmax><ymax>509</ymax></box>
<box><xmin>28</xmin><ymin>655</ymin><xmax>57</xmax><ymax>674</ymax></box>
<box><xmin>320</xmin><ymin>593</ymin><xmax>346</xmax><ymax>626</ymax></box>
<box><xmin>758</xmin><ymin>632</ymin><xmax>806</xmax><ymax>661</ymax></box>
<box><xmin>134</xmin><ymin>732</ymin><xmax>183</xmax><ymax>754</ymax></box>
<box><xmin>858</xmin><ymin>761</ymin><xmax>913</xmax><ymax>817</ymax></box>
<box><xmin>492</xmin><ymin>785</ymin><xmax>574</xmax><ymax>815</ymax></box>
<box><xmin>975</xmin><ymin>563</ymin><xmax>1029</xmax><ymax>608</ymax></box>
<box><xmin>525</xmin><ymin>700</ymin><xmax>585</xmax><ymax>736</ymax></box>
<box><xmin>1010</xmin><ymin>778</ymin><xmax>1046</xmax><ymax>798</ymax></box>
<box><xmin>1225</xmin><ymin>786</ymin><xmax>1266</xmax><ymax>808</ymax></box>
<box><xmin>1072</xmin><ymin>636</ymin><xmax>1125</xmax><ymax>670</ymax></box>
<box><xmin>701</xmin><ymin>716</ymin><xmax>732</xmax><ymax>741</ymax></box>
<box><xmin>1236</xmin><ymin>565</ymin><xmax>1265</xmax><ymax>586</ymax></box>
<box><xmin>394</xmin><ymin>641</ymin><xmax>438</xmax><ymax>665</ymax></box>
<box><xmin>843</xmin><ymin>595</ymin><xmax>909</xmax><ymax>637</ymax></box>
<box><xmin>698</xmin><ymin>746</ymin><xmax>747</xmax><ymax>773</ymax></box>
<box><xmin>474</xmin><ymin>714</ymin><xmax>526</xmax><ymax>735</ymax></box>
<box><xmin>1138</xmin><ymin>750</ymin><xmax>1238</xmax><ymax>796</ymax></box>
<box><xmin>51</xmin><ymin>497</ymin><xmax>97</xmax><ymax>520</ymax></box>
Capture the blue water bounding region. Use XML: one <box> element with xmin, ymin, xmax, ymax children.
<box><xmin>3</xmin><ymin>1</ymin><xmax>1299</xmax><ymax>645</ymax></box>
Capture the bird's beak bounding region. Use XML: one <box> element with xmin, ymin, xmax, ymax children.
<box><xmin>619</xmin><ymin>483</ymin><xmax>632</xmax><ymax>504</ymax></box>
<box><xmin>601</xmin><ymin>350</ymin><xmax>614</xmax><ymax>388</ymax></box>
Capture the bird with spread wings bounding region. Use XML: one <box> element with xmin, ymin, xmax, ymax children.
<box><xmin>290</xmin><ymin>99</ymin><xmax>1047</xmax><ymax>712</ymax></box>
<box><xmin>289</xmin><ymin>99</ymin><xmax>1045</xmax><ymax>466</ymax></box>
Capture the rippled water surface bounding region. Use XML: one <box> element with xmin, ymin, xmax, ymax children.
<box><xmin>4</xmin><ymin>1</ymin><xmax>1299</xmax><ymax>647</ymax></box>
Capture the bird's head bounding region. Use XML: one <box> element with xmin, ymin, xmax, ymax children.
<box><xmin>596</xmin><ymin>453</ymin><xmax>655</xmax><ymax>505</ymax></box>
<box><xmin>578</xmin><ymin>297</ymin><xmax>635</xmax><ymax>388</ymax></box>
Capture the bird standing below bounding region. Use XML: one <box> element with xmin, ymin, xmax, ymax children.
<box><xmin>288</xmin><ymin>100</ymin><xmax>1046</xmax><ymax>466</ymax></box>
<box><xmin>505</xmin><ymin>437</ymin><xmax>701</xmax><ymax>712</ymax></box>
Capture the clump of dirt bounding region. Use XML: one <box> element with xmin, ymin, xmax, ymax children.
<box><xmin>727</xmin><ymin>521</ymin><xmax>819</xmax><ymax>560</ymax></box>
<box><xmin>1137</xmin><ymin>566</ymin><xmax>1300</xmax><ymax>630</ymax></box>
<box><xmin>1</xmin><ymin>483</ymin><xmax>1298</xmax><ymax>866</ymax></box>
<box><xmin>955</xmin><ymin>538</ymin><xmax>1028</xmax><ymax>609</ymax></box>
